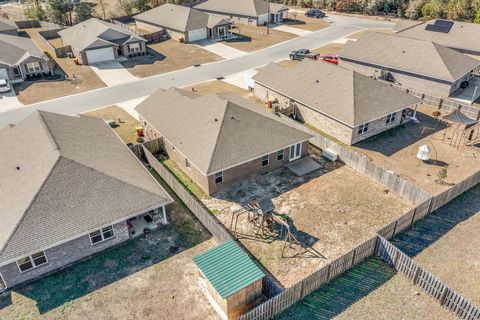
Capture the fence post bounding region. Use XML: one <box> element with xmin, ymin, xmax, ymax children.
<box><xmin>391</xmin><ymin>220</ymin><xmax>399</xmax><ymax>237</ymax></box>
<box><xmin>326</xmin><ymin>264</ymin><xmax>331</xmax><ymax>281</ymax></box>
<box><xmin>439</xmin><ymin>287</ymin><xmax>450</xmax><ymax>306</ymax></box>
<box><xmin>412</xmin><ymin>266</ymin><xmax>422</xmax><ymax>285</ymax></box>
<box><xmin>351</xmin><ymin>249</ymin><xmax>357</xmax><ymax>266</ymax></box>
<box><xmin>410</xmin><ymin>208</ymin><xmax>417</xmax><ymax>227</ymax></box>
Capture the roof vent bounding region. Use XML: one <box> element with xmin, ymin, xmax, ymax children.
<box><xmin>214</xmin><ymin>118</ymin><xmax>218</xmax><ymax>122</ymax></box>
<box><xmin>15</xmin><ymin>166</ymin><xmax>21</xmax><ymax>172</ymax></box>
<box><xmin>316</xmin><ymin>80</ymin><xmax>319</xmax><ymax>83</ymax></box>
<box><xmin>402</xmin><ymin>50</ymin><xmax>406</xmax><ymax>53</ymax></box>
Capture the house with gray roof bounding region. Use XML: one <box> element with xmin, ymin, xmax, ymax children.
<box><xmin>0</xmin><ymin>111</ymin><xmax>172</xmax><ymax>291</ymax></box>
<box><xmin>135</xmin><ymin>88</ymin><xmax>311</xmax><ymax>195</ymax></box>
<box><xmin>253</xmin><ymin>59</ymin><xmax>421</xmax><ymax>145</ymax></box>
<box><xmin>58</xmin><ymin>18</ymin><xmax>147</xmax><ymax>65</ymax></box>
<box><xmin>134</xmin><ymin>3</ymin><xmax>232</xmax><ymax>43</ymax></box>
<box><xmin>0</xmin><ymin>33</ymin><xmax>52</xmax><ymax>83</ymax></box>
<box><xmin>0</xmin><ymin>17</ymin><xmax>18</xmax><ymax>35</ymax></box>
<box><xmin>194</xmin><ymin>0</ymin><xmax>288</xmax><ymax>25</ymax></box>
<box><xmin>395</xmin><ymin>19</ymin><xmax>480</xmax><ymax>56</ymax></box>
<box><xmin>339</xmin><ymin>32</ymin><xmax>480</xmax><ymax>101</ymax></box>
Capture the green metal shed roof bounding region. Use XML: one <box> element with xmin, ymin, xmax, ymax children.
<box><xmin>193</xmin><ymin>240</ymin><xmax>265</xmax><ymax>299</ymax></box>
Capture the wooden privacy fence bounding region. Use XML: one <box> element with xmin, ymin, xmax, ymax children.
<box><xmin>376</xmin><ymin>237</ymin><xmax>480</xmax><ymax>320</ymax></box>
<box><xmin>278</xmin><ymin>115</ymin><xmax>433</xmax><ymax>205</ymax></box>
<box><xmin>237</xmin><ymin>236</ymin><xmax>378</xmax><ymax>320</ymax></box>
<box><xmin>430</xmin><ymin>170</ymin><xmax>480</xmax><ymax>212</ymax></box>
<box><xmin>37</xmin><ymin>29</ymin><xmax>70</xmax><ymax>58</ymax></box>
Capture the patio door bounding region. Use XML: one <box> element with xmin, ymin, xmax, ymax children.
<box><xmin>289</xmin><ymin>143</ymin><xmax>302</xmax><ymax>161</ymax></box>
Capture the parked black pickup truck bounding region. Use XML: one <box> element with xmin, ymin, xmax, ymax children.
<box><xmin>289</xmin><ymin>49</ymin><xmax>320</xmax><ymax>61</ymax></box>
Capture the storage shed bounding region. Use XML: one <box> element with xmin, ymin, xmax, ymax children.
<box><xmin>193</xmin><ymin>240</ymin><xmax>265</xmax><ymax>320</ymax></box>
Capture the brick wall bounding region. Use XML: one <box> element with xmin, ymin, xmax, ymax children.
<box><xmin>0</xmin><ymin>221</ymin><xmax>130</xmax><ymax>289</ymax></box>
<box><xmin>351</xmin><ymin>109</ymin><xmax>405</xmax><ymax>144</ymax></box>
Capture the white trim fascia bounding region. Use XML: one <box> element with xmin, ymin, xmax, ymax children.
<box><xmin>0</xmin><ymin>272</ymin><xmax>7</xmax><ymax>292</ymax></box>
<box><xmin>15</xmin><ymin>250</ymin><xmax>49</xmax><ymax>274</ymax></box>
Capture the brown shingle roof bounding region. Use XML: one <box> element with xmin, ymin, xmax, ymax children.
<box><xmin>194</xmin><ymin>0</ymin><xmax>288</xmax><ymax>17</ymax></box>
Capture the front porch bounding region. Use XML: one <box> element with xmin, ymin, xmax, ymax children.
<box><xmin>127</xmin><ymin>207</ymin><xmax>168</xmax><ymax>237</ymax></box>
<box><xmin>209</xmin><ymin>24</ymin><xmax>233</xmax><ymax>40</ymax></box>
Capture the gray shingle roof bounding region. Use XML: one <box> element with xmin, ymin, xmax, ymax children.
<box><xmin>395</xmin><ymin>19</ymin><xmax>480</xmax><ymax>54</ymax></box>
<box><xmin>0</xmin><ymin>17</ymin><xmax>18</xmax><ymax>32</ymax></box>
<box><xmin>0</xmin><ymin>111</ymin><xmax>172</xmax><ymax>264</ymax></box>
<box><xmin>135</xmin><ymin>88</ymin><xmax>311</xmax><ymax>175</ymax></box>
<box><xmin>58</xmin><ymin>18</ymin><xmax>146</xmax><ymax>51</ymax></box>
<box><xmin>134</xmin><ymin>3</ymin><xmax>215</xmax><ymax>32</ymax></box>
<box><xmin>340</xmin><ymin>32</ymin><xmax>480</xmax><ymax>82</ymax></box>
<box><xmin>194</xmin><ymin>0</ymin><xmax>288</xmax><ymax>17</ymax></box>
<box><xmin>253</xmin><ymin>60</ymin><xmax>421</xmax><ymax>127</ymax></box>
<box><xmin>0</xmin><ymin>33</ymin><xmax>47</xmax><ymax>66</ymax></box>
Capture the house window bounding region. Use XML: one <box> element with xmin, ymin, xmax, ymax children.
<box><xmin>89</xmin><ymin>226</ymin><xmax>115</xmax><ymax>245</ymax></box>
<box><xmin>386</xmin><ymin>112</ymin><xmax>397</xmax><ymax>125</ymax></box>
<box><xmin>277</xmin><ymin>149</ymin><xmax>285</xmax><ymax>161</ymax></box>
<box><xmin>214</xmin><ymin>171</ymin><xmax>223</xmax><ymax>184</ymax></box>
<box><xmin>358</xmin><ymin>123</ymin><xmax>370</xmax><ymax>135</ymax></box>
<box><xmin>26</xmin><ymin>62</ymin><xmax>41</xmax><ymax>73</ymax></box>
<box><xmin>128</xmin><ymin>43</ymin><xmax>141</xmax><ymax>52</ymax></box>
<box><xmin>261</xmin><ymin>155</ymin><xmax>269</xmax><ymax>167</ymax></box>
<box><xmin>16</xmin><ymin>251</ymin><xmax>48</xmax><ymax>273</ymax></box>
<box><xmin>12</xmin><ymin>66</ymin><xmax>20</xmax><ymax>77</ymax></box>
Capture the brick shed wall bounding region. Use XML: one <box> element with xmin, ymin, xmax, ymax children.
<box><xmin>0</xmin><ymin>221</ymin><xmax>130</xmax><ymax>289</ymax></box>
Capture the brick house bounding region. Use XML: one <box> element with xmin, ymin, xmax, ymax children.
<box><xmin>135</xmin><ymin>88</ymin><xmax>311</xmax><ymax>195</ymax></box>
<box><xmin>0</xmin><ymin>33</ymin><xmax>53</xmax><ymax>82</ymax></box>
<box><xmin>0</xmin><ymin>111</ymin><xmax>172</xmax><ymax>291</ymax></box>
<box><xmin>339</xmin><ymin>32</ymin><xmax>480</xmax><ymax>101</ymax></box>
<box><xmin>194</xmin><ymin>0</ymin><xmax>288</xmax><ymax>25</ymax></box>
<box><xmin>58</xmin><ymin>18</ymin><xmax>147</xmax><ymax>65</ymax></box>
<box><xmin>253</xmin><ymin>60</ymin><xmax>421</xmax><ymax>145</ymax></box>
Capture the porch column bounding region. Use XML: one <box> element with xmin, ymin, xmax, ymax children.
<box><xmin>162</xmin><ymin>206</ymin><xmax>168</xmax><ymax>224</ymax></box>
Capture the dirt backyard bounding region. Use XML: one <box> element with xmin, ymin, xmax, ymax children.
<box><xmin>15</xmin><ymin>29</ymin><xmax>106</xmax><ymax>105</ymax></box>
<box><xmin>352</xmin><ymin>105</ymin><xmax>480</xmax><ymax>195</ymax></box>
<box><xmin>0</xmin><ymin>171</ymin><xmax>216</xmax><ymax>320</ymax></box>
<box><xmin>203</xmin><ymin>151</ymin><xmax>415</xmax><ymax>287</ymax></box>
<box><xmin>224</xmin><ymin>24</ymin><xmax>296</xmax><ymax>52</ymax></box>
<box><xmin>85</xmin><ymin>106</ymin><xmax>141</xmax><ymax>145</ymax></box>
<box><xmin>120</xmin><ymin>40</ymin><xmax>222</xmax><ymax>78</ymax></box>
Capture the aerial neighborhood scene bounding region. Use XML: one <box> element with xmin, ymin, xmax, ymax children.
<box><xmin>1</xmin><ymin>0</ymin><xmax>480</xmax><ymax>319</ymax></box>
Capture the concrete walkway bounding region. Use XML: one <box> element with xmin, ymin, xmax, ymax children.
<box><xmin>273</xmin><ymin>24</ymin><xmax>312</xmax><ymax>36</ymax></box>
<box><xmin>195</xmin><ymin>39</ymin><xmax>246</xmax><ymax>59</ymax></box>
<box><xmin>90</xmin><ymin>61</ymin><xmax>139</xmax><ymax>87</ymax></box>
<box><xmin>0</xmin><ymin>90</ymin><xmax>24</xmax><ymax>113</ymax></box>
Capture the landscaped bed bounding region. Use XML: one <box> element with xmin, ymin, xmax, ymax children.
<box><xmin>201</xmin><ymin>150</ymin><xmax>415</xmax><ymax>287</ymax></box>
<box><xmin>351</xmin><ymin>105</ymin><xmax>480</xmax><ymax>195</ymax></box>
<box><xmin>85</xmin><ymin>105</ymin><xmax>141</xmax><ymax>145</ymax></box>
<box><xmin>224</xmin><ymin>24</ymin><xmax>296</xmax><ymax>52</ymax></box>
<box><xmin>15</xmin><ymin>28</ymin><xmax>106</xmax><ymax>105</ymax></box>
<box><xmin>0</xmin><ymin>171</ymin><xmax>216</xmax><ymax>320</ymax></box>
<box><xmin>120</xmin><ymin>39</ymin><xmax>223</xmax><ymax>78</ymax></box>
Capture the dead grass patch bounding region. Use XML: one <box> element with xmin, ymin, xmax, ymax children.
<box><xmin>224</xmin><ymin>24</ymin><xmax>296</xmax><ymax>52</ymax></box>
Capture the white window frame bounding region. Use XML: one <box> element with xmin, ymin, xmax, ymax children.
<box><xmin>89</xmin><ymin>225</ymin><xmax>115</xmax><ymax>245</ymax></box>
<box><xmin>128</xmin><ymin>42</ymin><xmax>141</xmax><ymax>52</ymax></box>
<box><xmin>0</xmin><ymin>273</ymin><xmax>7</xmax><ymax>292</ymax></box>
<box><xmin>386</xmin><ymin>112</ymin><xmax>397</xmax><ymax>125</ymax></box>
<box><xmin>289</xmin><ymin>143</ymin><xmax>302</xmax><ymax>161</ymax></box>
<box><xmin>214</xmin><ymin>171</ymin><xmax>223</xmax><ymax>184</ymax></box>
<box><xmin>261</xmin><ymin>155</ymin><xmax>269</xmax><ymax>167</ymax></box>
<box><xmin>26</xmin><ymin>62</ymin><xmax>41</xmax><ymax>73</ymax></box>
<box><xmin>358</xmin><ymin>122</ymin><xmax>370</xmax><ymax>135</ymax></box>
<box><xmin>16</xmin><ymin>251</ymin><xmax>48</xmax><ymax>273</ymax></box>
<box><xmin>277</xmin><ymin>149</ymin><xmax>285</xmax><ymax>161</ymax></box>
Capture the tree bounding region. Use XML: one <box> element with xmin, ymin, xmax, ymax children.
<box><xmin>24</xmin><ymin>0</ymin><xmax>46</xmax><ymax>20</ymax></box>
<box><xmin>437</xmin><ymin>166</ymin><xmax>448</xmax><ymax>184</ymax></box>
<box><xmin>446</xmin><ymin>0</ymin><xmax>473</xmax><ymax>21</ymax></box>
<box><xmin>47</xmin><ymin>0</ymin><xmax>72</xmax><ymax>25</ymax></box>
<box><xmin>74</xmin><ymin>2</ymin><xmax>93</xmax><ymax>23</ymax></box>
<box><xmin>421</xmin><ymin>0</ymin><xmax>445</xmax><ymax>19</ymax></box>
<box><xmin>405</xmin><ymin>0</ymin><xmax>427</xmax><ymax>19</ymax></box>
<box><xmin>118</xmin><ymin>0</ymin><xmax>135</xmax><ymax>15</ymax></box>
<box><xmin>97</xmin><ymin>0</ymin><xmax>107</xmax><ymax>19</ymax></box>
<box><xmin>475</xmin><ymin>10</ymin><xmax>480</xmax><ymax>23</ymax></box>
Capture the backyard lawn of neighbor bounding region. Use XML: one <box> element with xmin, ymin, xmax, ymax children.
<box><xmin>0</xmin><ymin>171</ymin><xmax>215</xmax><ymax>320</ymax></box>
<box><xmin>15</xmin><ymin>28</ymin><xmax>106</xmax><ymax>105</ymax></box>
<box><xmin>84</xmin><ymin>106</ymin><xmax>141</xmax><ymax>145</ymax></box>
<box><xmin>202</xmin><ymin>149</ymin><xmax>415</xmax><ymax>287</ymax></box>
<box><xmin>120</xmin><ymin>39</ymin><xmax>223</xmax><ymax>78</ymax></box>
<box><xmin>225</xmin><ymin>24</ymin><xmax>296</xmax><ymax>52</ymax></box>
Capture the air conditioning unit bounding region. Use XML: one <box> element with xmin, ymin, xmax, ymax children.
<box><xmin>322</xmin><ymin>148</ymin><xmax>338</xmax><ymax>162</ymax></box>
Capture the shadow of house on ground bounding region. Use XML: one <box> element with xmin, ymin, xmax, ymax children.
<box><xmin>274</xmin><ymin>257</ymin><xmax>396</xmax><ymax>320</ymax></box>
<box><xmin>120</xmin><ymin>48</ymin><xmax>166</xmax><ymax>69</ymax></box>
<box><xmin>4</xmin><ymin>174</ymin><xmax>211</xmax><ymax>315</ymax></box>
<box><xmin>355</xmin><ymin>111</ymin><xmax>447</xmax><ymax>157</ymax></box>
<box><xmin>0</xmin><ymin>292</ymin><xmax>12</xmax><ymax>310</ymax></box>
<box><xmin>390</xmin><ymin>183</ymin><xmax>480</xmax><ymax>257</ymax></box>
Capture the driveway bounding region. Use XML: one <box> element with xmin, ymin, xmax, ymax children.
<box><xmin>0</xmin><ymin>89</ymin><xmax>24</xmax><ymax>113</ymax></box>
<box><xmin>195</xmin><ymin>39</ymin><xmax>246</xmax><ymax>59</ymax></box>
<box><xmin>273</xmin><ymin>24</ymin><xmax>312</xmax><ymax>36</ymax></box>
<box><xmin>90</xmin><ymin>61</ymin><xmax>139</xmax><ymax>87</ymax></box>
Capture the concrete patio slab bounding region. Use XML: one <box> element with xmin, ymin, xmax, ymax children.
<box><xmin>90</xmin><ymin>61</ymin><xmax>139</xmax><ymax>87</ymax></box>
<box><xmin>116</xmin><ymin>95</ymin><xmax>149</xmax><ymax>120</ymax></box>
<box><xmin>285</xmin><ymin>157</ymin><xmax>322</xmax><ymax>176</ymax></box>
<box><xmin>195</xmin><ymin>40</ymin><xmax>246</xmax><ymax>59</ymax></box>
<box><xmin>0</xmin><ymin>90</ymin><xmax>24</xmax><ymax>113</ymax></box>
<box><xmin>450</xmin><ymin>76</ymin><xmax>480</xmax><ymax>104</ymax></box>
<box><xmin>273</xmin><ymin>25</ymin><xmax>312</xmax><ymax>36</ymax></box>
<box><xmin>222</xmin><ymin>69</ymin><xmax>257</xmax><ymax>90</ymax></box>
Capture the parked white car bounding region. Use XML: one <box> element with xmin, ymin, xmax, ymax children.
<box><xmin>0</xmin><ymin>79</ymin><xmax>11</xmax><ymax>93</ymax></box>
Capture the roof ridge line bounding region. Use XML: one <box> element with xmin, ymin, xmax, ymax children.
<box><xmin>37</xmin><ymin>111</ymin><xmax>60</xmax><ymax>152</ymax></box>
<box><xmin>205</xmin><ymin>99</ymin><xmax>230</xmax><ymax>174</ymax></box>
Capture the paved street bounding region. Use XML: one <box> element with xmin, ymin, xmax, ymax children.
<box><xmin>0</xmin><ymin>14</ymin><xmax>393</xmax><ymax>128</ymax></box>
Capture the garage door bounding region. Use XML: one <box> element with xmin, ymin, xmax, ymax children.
<box><xmin>86</xmin><ymin>47</ymin><xmax>115</xmax><ymax>64</ymax></box>
<box><xmin>188</xmin><ymin>28</ymin><xmax>207</xmax><ymax>42</ymax></box>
